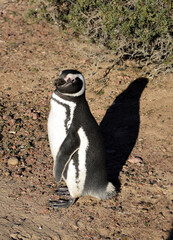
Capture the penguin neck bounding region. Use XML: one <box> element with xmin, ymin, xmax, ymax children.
<box><xmin>53</xmin><ymin>90</ymin><xmax>86</xmax><ymax>103</ymax></box>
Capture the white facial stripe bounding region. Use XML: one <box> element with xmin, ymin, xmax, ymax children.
<box><xmin>52</xmin><ymin>92</ymin><xmax>76</xmax><ymax>127</ymax></box>
<box><xmin>64</xmin><ymin>73</ymin><xmax>84</xmax><ymax>82</ymax></box>
<box><xmin>52</xmin><ymin>92</ymin><xmax>76</xmax><ymax>106</ymax></box>
<box><xmin>63</xmin><ymin>73</ymin><xmax>85</xmax><ymax>97</ymax></box>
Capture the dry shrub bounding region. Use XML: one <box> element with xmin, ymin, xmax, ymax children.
<box><xmin>28</xmin><ymin>0</ymin><xmax>173</xmax><ymax>76</ymax></box>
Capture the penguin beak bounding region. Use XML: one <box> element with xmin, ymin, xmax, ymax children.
<box><xmin>54</xmin><ymin>78</ymin><xmax>66</xmax><ymax>87</ymax></box>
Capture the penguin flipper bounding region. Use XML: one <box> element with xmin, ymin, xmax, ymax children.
<box><xmin>54</xmin><ymin>130</ymin><xmax>80</xmax><ymax>182</ymax></box>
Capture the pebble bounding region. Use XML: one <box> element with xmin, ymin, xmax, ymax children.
<box><xmin>8</xmin><ymin>119</ymin><xmax>15</xmax><ymax>126</ymax></box>
<box><xmin>71</xmin><ymin>222</ymin><xmax>78</xmax><ymax>231</ymax></box>
<box><xmin>9</xmin><ymin>131</ymin><xmax>16</xmax><ymax>134</ymax></box>
<box><xmin>142</xmin><ymin>208</ymin><xmax>148</xmax><ymax>213</ymax></box>
<box><xmin>25</xmin><ymin>165</ymin><xmax>32</xmax><ymax>172</ymax></box>
<box><xmin>8</xmin><ymin>157</ymin><xmax>19</xmax><ymax>166</ymax></box>
<box><xmin>4</xmin><ymin>170</ymin><xmax>11</xmax><ymax>176</ymax></box>
<box><xmin>76</xmin><ymin>220</ymin><xmax>85</xmax><ymax>228</ymax></box>
<box><xmin>10</xmin><ymin>234</ymin><xmax>17</xmax><ymax>239</ymax></box>
<box><xmin>120</xmin><ymin>236</ymin><xmax>128</xmax><ymax>240</ymax></box>
<box><xmin>42</xmin><ymin>208</ymin><xmax>49</xmax><ymax>214</ymax></box>
<box><xmin>127</xmin><ymin>156</ymin><xmax>143</xmax><ymax>164</ymax></box>
<box><xmin>32</xmin><ymin>113</ymin><xmax>38</xmax><ymax>120</ymax></box>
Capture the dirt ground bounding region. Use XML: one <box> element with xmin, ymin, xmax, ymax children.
<box><xmin>0</xmin><ymin>1</ymin><xmax>173</xmax><ymax>240</ymax></box>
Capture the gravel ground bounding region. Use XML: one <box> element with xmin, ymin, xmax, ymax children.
<box><xmin>0</xmin><ymin>1</ymin><xmax>173</xmax><ymax>239</ymax></box>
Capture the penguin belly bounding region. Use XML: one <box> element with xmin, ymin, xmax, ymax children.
<box><xmin>65</xmin><ymin>127</ymin><xmax>89</xmax><ymax>198</ymax></box>
<box><xmin>48</xmin><ymin>99</ymin><xmax>67</xmax><ymax>161</ymax></box>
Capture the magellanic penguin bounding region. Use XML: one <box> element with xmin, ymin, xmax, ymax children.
<box><xmin>48</xmin><ymin>69</ymin><xmax>116</xmax><ymax>208</ymax></box>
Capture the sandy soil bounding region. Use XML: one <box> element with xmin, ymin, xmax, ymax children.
<box><xmin>0</xmin><ymin>1</ymin><xmax>173</xmax><ymax>239</ymax></box>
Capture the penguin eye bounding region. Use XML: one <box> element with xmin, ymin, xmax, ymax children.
<box><xmin>67</xmin><ymin>78</ymin><xmax>75</xmax><ymax>83</ymax></box>
<box><xmin>66</xmin><ymin>78</ymin><xmax>71</xmax><ymax>83</ymax></box>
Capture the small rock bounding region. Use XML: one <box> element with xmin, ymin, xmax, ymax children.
<box><xmin>32</xmin><ymin>112</ymin><xmax>40</xmax><ymax>120</ymax></box>
<box><xmin>10</xmin><ymin>233</ymin><xmax>17</xmax><ymax>239</ymax></box>
<box><xmin>8</xmin><ymin>119</ymin><xmax>15</xmax><ymax>126</ymax></box>
<box><xmin>25</xmin><ymin>165</ymin><xmax>32</xmax><ymax>172</ymax></box>
<box><xmin>8</xmin><ymin>157</ymin><xmax>19</xmax><ymax>166</ymax></box>
<box><xmin>3</xmin><ymin>114</ymin><xmax>8</xmax><ymax>120</ymax></box>
<box><xmin>71</xmin><ymin>222</ymin><xmax>78</xmax><ymax>231</ymax></box>
<box><xmin>120</xmin><ymin>235</ymin><xmax>128</xmax><ymax>240</ymax></box>
<box><xmin>127</xmin><ymin>156</ymin><xmax>143</xmax><ymax>164</ymax></box>
<box><xmin>32</xmin><ymin>113</ymin><xmax>38</xmax><ymax>120</ymax></box>
<box><xmin>142</xmin><ymin>208</ymin><xmax>148</xmax><ymax>213</ymax></box>
<box><xmin>42</xmin><ymin>208</ymin><xmax>49</xmax><ymax>214</ymax></box>
<box><xmin>76</xmin><ymin>220</ymin><xmax>85</xmax><ymax>228</ymax></box>
<box><xmin>99</xmin><ymin>227</ymin><xmax>109</xmax><ymax>237</ymax></box>
<box><xmin>87</xmin><ymin>216</ymin><xmax>94</xmax><ymax>222</ymax></box>
<box><xmin>9</xmin><ymin>131</ymin><xmax>16</xmax><ymax>134</ymax></box>
<box><xmin>4</xmin><ymin>170</ymin><xmax>11</xmax><ymax>176</ymax></box>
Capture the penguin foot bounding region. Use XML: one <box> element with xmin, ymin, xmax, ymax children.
<box><xmin>49</xmin><ymin>198</ymin><xmax>76</xmax><ymax>208</ymax></box>
<box><xmin>54</xmin><ymin>186</ymin><xmax>70</xmax><ymax>196</ymax></box>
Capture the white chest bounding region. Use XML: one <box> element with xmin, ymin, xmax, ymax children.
<box><xmin>48</xmin><ymin>93</ymin><xmax>76</xmax><ymax>161</ymax></box>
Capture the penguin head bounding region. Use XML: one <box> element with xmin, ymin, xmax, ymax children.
<box><xmin>54</xmin><ymin>69</ymin><xmax>85</xmax><ymax>97</ymax></box>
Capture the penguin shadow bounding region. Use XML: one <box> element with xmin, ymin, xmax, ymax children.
<box><xmin>100</xmin><ymin>78</ymin><xmax>148</xmax><ymax>192</ymax></box>
<box><xmin>167</xmin><ymin>227</ymin><xmax>173</xmax><ymax>240</ymax></box>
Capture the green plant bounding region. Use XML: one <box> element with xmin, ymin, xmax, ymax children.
<box><xmin>30</xmin><ymin>0</ymin><xmax>173</xmax><ymax>74</ymax></box>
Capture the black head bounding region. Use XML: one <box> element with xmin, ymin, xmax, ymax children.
<box><xmin>54</xmin><ymin>69</ymin><xmax>85</xmax><ymax>97</ymax></box>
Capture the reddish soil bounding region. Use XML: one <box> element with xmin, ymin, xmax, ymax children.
<box><xmin>0</xmin><ymin>1</ymin><xmax>172</xmax><ymax>239</ymax></box>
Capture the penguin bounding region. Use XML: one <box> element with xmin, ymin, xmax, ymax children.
<box><xmin>48</xmin><ymin>69</ymin><xmax>116</xmax><ymax>208</ymax></box>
